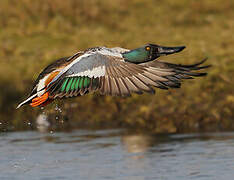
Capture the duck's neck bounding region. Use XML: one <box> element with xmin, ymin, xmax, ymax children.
<box><xmin>122</xmin><ymin>48</ymin><xmax>148</xmax><ymax>63</ymax></box>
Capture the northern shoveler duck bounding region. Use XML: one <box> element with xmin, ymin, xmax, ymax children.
<box><xmin>17</xmin><ymin>44</ymin><xmax>210</xmax><ymax>109</ymax></box>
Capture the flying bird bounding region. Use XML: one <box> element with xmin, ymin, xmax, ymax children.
<box><xmin>17</xmin><ymin>44</ymin><xmax>210</xmax><ymax>109</ymax></box>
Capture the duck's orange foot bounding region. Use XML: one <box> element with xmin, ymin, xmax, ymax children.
<box><xmin>30</xmin><ymin>92</ymin><xmax>49</xmax><ymax>107</ymax></box>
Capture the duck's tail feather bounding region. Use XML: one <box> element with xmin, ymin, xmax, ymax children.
<box><xmin>16</xmin><ymin>89</ymin><xmax>50</xmax><ymax>109</ymax></box>
<box><xmin>16</xmin><ymin>94</ymin><xmax>37</xmax><ymax>109</ymax></box>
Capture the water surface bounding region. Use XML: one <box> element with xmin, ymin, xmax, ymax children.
<box><xmin>1</xmin><ymin>130</ymin><xmax>234</xmax><ymax>180</ymax></box>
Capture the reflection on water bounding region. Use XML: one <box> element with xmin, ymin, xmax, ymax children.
<box><xmin>36</xmin><ymin>114</ymin><xmax>50</xmax><ymax>133</ymax></box>
<box><xmin>122</xmin><ymin>134</ymin><xmax>154</xmax><ymax>153</ymax></box>
<box><xmin>1</xmin><ymin>130</ymin><xmax>234</xmax><ymax>180</ymax></box>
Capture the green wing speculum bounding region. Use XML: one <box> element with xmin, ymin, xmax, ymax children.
<box><xmin>49</xmin><ymin>76</ymin><xmax>99</xmax><ymax>98</ymax></box>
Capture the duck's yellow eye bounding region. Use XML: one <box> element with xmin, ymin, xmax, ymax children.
<box><xmin>145</xmin><ymin>46</ymin><xmax>151</xmax><ymax>51</ymax></box>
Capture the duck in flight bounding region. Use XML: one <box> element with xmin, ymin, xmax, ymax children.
<box><xmin>17</xmin><ymin>44</ymin><xmax>210</xmax><ymax>109</ymax></box>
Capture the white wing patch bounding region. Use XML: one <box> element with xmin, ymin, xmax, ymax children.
<box><xmin>37</xmin><ymin>74</ymin><xmax>50</xmax><ymax>96</ymax></box>
<box><xmin>98</xmin><ymin>48</ymin><xmax>123</xmax><ymax>58</ymax></box>
<box><xmin>67</xmin><ymin>66</ymin><xmax>106</xmax><ymax>78</ymax></box>
<box><xmin>110</xmin><ymin>47</ymin><xmax>130</xmax><ymax>54</ymax></box>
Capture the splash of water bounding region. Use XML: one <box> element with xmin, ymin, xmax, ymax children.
<box><xmin>54</xmin><ymin>104</ymin><xmax>62</xmax><ymax>113</ymax></box>
<box><xmin>36</xmin><ymin>114</ymin><xmax>50</xmax><ymax>133</ymax></box>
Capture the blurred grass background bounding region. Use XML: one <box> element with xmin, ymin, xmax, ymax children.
<box><xmin>0</xmin><ymin>0</ymin><xmax>233</xmax><ymax>132</ymax></box>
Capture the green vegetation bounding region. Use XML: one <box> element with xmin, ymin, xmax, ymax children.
<box><xmin>0</xmin><ymin>0</ymin><xmax>234</xmax><ymax>133</ymax></box>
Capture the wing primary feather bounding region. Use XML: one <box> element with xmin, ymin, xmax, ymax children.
<box><xmin>155</xmin><ymin>81</ymin><xmax>169</xmax><ymax>89</ymax></box>
<box><xmin>113</xmin><ymin>78</ymin><xmax>121</xmax><ymax>95</ymax></box>
<box><xmin>144</xmin><ymin>70</ymin><xmax>172</xmax><ymax>81</ymax></box>
<box><xmin>108</xmin><ymin>76</ymin><xmax>112</xmax><ymax>95</ymax></box>
<box><xmin>146</xmin><ymin>67</ymin><xmax>175</xmax><ymax>76</ymax></box>
<box><xmin>123</xmin><ymin>63</ymin><xmax>145</xmax><ymax>74</ymax></box>
<box><xmin>115</xmin><ymin>65</ymin><xmax>132</xmax><ymax>77</ymax></box>
<box><xmin>119</xmin><ymin>78</ymin><xmax>131</xmax><ymax>96</ymax></box>
<box><xmin>174</xmin><ymin>58</ymin><xmax>208</xmax><ymax>68</ymax></box>
<box><xmin>88</xmin><ymin>77</ymin><xmax>94</xmax><ymax>91</ymax></box>
<box><xmin>137</xmin><ymin>73</ymin><xmax>158</xmax><ymax>86</ymax></box>
<box><xmin>103</xmin><ymin>76</ymin><xmax>109</xmax><ymax>94</ymax></box>
<box><xmin>109</xmin><ymin>77</ymin><xmax>119</xmax><ymax>95</ymax></box>
<box><xmin>109</xmin><ymin>65</ymin><xmax>120</xmax><ymax>77</ymax></box>
<box><xmin>175</xmin><ymin>74</ymin><xmax>193</xmax><ymax>79</ymax></box>
<box><xmin>133</xmin><ymin>75</ymin><xmax>155</xmax><ymax>93</ymax></box>
<box><xmin>91</xmin><ymin>77</ymin><xmax>99</xmax><ymax>91</ymax></box>
<box><xmin>99</xmin><ymin>76</ymin><xmax>105</xmax><ymax>94</ymax></box>
<box><xmin>118</xmin><ymin>63</ymin><xmax>142</xmax><ymax>77</ymax></box>
<box><xmin>124</xmin><ymin>77</ymin><xmax>142</xmax><ymax>94</ymax></box>
<box><xmin>106</xmin><ymin>65</ymin><xmax>114</xmax><ymax>77</ymax></box>
<box><xmin>175</xmin><ymin>71</ymin><xmax>207</xmax><ymax>77</ymax></box>
<box><xmin>128</xmin><ymin>76</ymin><xmax>154</xmax><ymax>93</ymax></box>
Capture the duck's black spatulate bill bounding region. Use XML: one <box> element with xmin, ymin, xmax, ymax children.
<box><xmin>155</xmin><ymin>45</ymin><xmax>186</xmax><ymax>56</ymax></box>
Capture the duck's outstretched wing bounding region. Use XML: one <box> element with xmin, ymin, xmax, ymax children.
<box><xmin>47</xmin><ymin>52</ymin><xmax>210</xmax><ymax>99</ymax></box>
<box><xmin>139</xmin><ymin>58</ymin><xmax>211</xmax><ymax>89</ymax></box>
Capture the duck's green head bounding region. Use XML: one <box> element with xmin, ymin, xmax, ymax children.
<box><xmin>122</xmin><ymin>44</ymin><xmax>185</xmax><ymax>63</ymax></box>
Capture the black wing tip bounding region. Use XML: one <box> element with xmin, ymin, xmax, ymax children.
<box><xmin>191</xmin><ymin>57</ymin><xmax>208</xmax><ymax>66</ymax></box>
<box><xmin>193</xmin><ymin>58</ymin><xmax>212</xmax><ymax>70</ymax></box>
<box><xmin>174</xmin><ymin>57</ymin><xmax>211</xmax><ymax>77</ymax></box>
<box><xmin>157</xmin><ymin>58</ymin><xmax>211</xmax><ymax>89</ymax></box>
<box><xmin>178</xmin><ymin>57</ymin><xmax>210</xmax><ymax>68</ymax></box>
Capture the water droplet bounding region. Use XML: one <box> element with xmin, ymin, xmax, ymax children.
<box><xmin>55</xmin><ymin>104</ymin><xmax>62</xmax><ymax>113</ymax></box>
<box><xmin>50</xmin><ymin>130</ymin><xmax>53</xmax><ymax>134</ymax></box>
<box><xmin>13</xmin><ymin>164</ymin><xmax>19</xmax><ymax>168</ymax></box>
<box><xmin>55</xmin><ymin>104</ymin><xmax>59</xmax><ymax>111</ymax></box>
<box><xmin>55</xmin><ymin>116</ymin><xmax>59</xmax><ymax>120</ymax></box>
<box><xmin>27</xmin><ymin>122</ymin><xmax>31</xmax><ymax>125</ymax></box>
<box><xmin>0</xmin><ymin>122</ymin><xmax>2</xmax><ymax>125</ymax></box>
